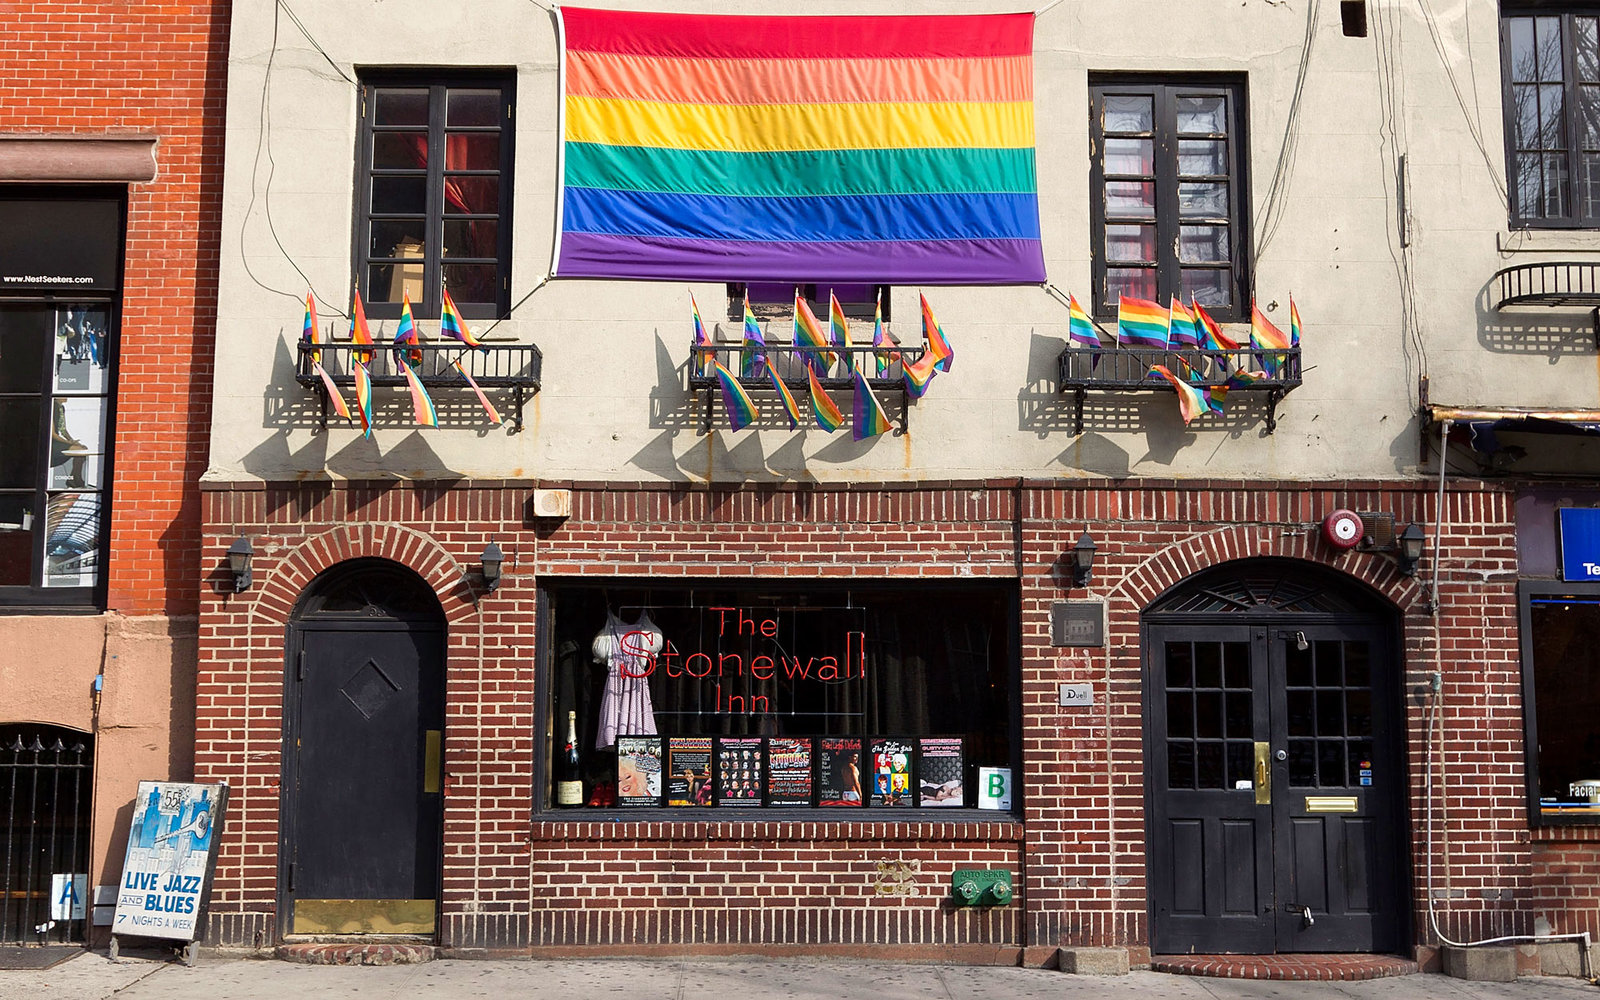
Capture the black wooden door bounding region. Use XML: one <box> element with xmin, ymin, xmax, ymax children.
<box><xmin>285</xmin><ymin>621</ymin><xmax>444</xmax><ymax>935</ymax></box>
<box><xmin>1147</xmin><ymin>621</ymin><xmax>1404</xmax><ymax>954</ymax></box>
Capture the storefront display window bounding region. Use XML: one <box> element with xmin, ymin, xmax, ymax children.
<box><xmin>542</xmin><ymin>581</ymin><xmax>1016</xmax><ymax>812</ymax></box>
<box><xmin>1522</xmin><ymin>581</ymin><xmax>1600</xmax><ymax>823</ymax></box>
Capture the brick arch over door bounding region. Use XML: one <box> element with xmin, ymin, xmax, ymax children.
<box><xmin>1108</xmin><ymin>524</ymin><xmax>1425</xmax><ymax>614</ymax></box>
<box><xmin>245</xmin><ymin>524</ymin><xmax>476</xmax><ymax>629</ymax></box>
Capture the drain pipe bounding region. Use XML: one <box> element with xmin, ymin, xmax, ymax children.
<box><xmin>1422</xmin><ymin>418</ymin><xmax>1595</xmax><ymax>981</ymax></box>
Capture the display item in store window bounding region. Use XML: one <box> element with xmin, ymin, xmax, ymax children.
<box><xmin>715</xmin><ymin>737</ymin><xmax>764</xmax><ymax>806</ymax></box>
<box><xmin>616</xmin><ymin>736</ymin><xmax>663</xmax><ymax>807</ymax></box>
<box><xmin>818</xmin><ymin>737</ymin><xmax>864</xmax><ymax>806</ymax></box>
<box><xmin>918</xmin><ymin>737</ymin><xmax>965</xmax><ymax>807</ymax></box>
<box><xmin>556</xmin><ymin>710</ymin><xmax>585</xmax><ymax>807</ymax></box>
<box><xmin>666</xmin><ymin>736</ymin><xmax>714</xmax><ymax>807</ymax></box>
<box><xmin>766</xmin><ymin>737</ymin><xmax>813</xmax><ymax>807</ymax></box>
<box><xmin>593</xmin><ymin>610</ymin><xmax>662</xmax><ymax>750</ymax></box>
<box><xmin>870</xmin><ymin>738</ymin><xmax>915</xmax><ymax>807</ymax></box>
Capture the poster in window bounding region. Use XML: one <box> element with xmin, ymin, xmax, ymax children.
<box><xmin>765</xmin><ymin>737</ymin><xmax>813</xmax><ymax>807</ymax></box>
<box><xmin>616</xmin><ymin>736</ymin><xmax>663</xmax><ymax>806</ymax></box>
<box><xmin>869</xmin><ymin>738</ymin><xmax>915</xmax><ymax>807</ymax></box>
<box><xmin>715</xmin><ymin>737</ymin><xmax>763</xmax><ymax>806</ymax></box>
<box><xmin>665</xmin><ymin>736</ymin><xmax>713</xmax><ymax>807</ymax></box>
<box><xmin>53</xmin><ymin>306</ymin><xmax>110</xmax><ymax>395</ymax></box>
<box><xmin>49</xmin><ymin>397</ymin><xmax>106</xmax><ymax>491</ymax></box>
<box><xmin>817</xmin><ymin>736</ymin><xmax>864</xmax><ymax>807</ymax></box>
<box><xmin>42</xmin><ymin>492</ymin><xmax>99</xmax><ymax>588</ymax></box>
<box><xmin>918</xmin><ymin>737</ymin><xmax>965</xmax><ymax>807</ymax></box>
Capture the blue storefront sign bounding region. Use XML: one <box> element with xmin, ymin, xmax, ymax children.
<box><xmin>1559</xmin><ymin>508</ymin><xmax>1600</xmax><ymax>581</ymax></box>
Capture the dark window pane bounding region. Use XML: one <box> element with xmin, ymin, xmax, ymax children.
<box><xmin>1168</xmin><ymin>741</ymin><xmax>1195</xmax><ymax>789</ymax></box>
<box><xmin>446</xmin><ymin>133</ymin><xmax>501</xmax><ymax>171</ymax></box>
<box><xmin>0</xmin><ymin>494</ymin><xmax>34</xmax><ymax>586</ymax></box>
<box><xmin>368</xmin><ymin>264</ymin><xmax>425</xmax><ymax>306</ymax></box>
<box><xmin>1318</xmin><ymin>740</ymin><xmax>1345</xmax><ymax>787</ymax></box>
<box><xmin>1195</xmin><ymin>692</ymin><xmax>1223</xmax><ymax>739</ymax></box>
<box><xmin>1348</xmin><ymin>739</ymin><xmax>1373</xmax><ymax>786</ymax></box>
<box><xmin>1509</xmin><ymin>18</ymin><xmax>1537</xmax><ymax>84</ymax></box>
<box><xmin>1227</xmin><ymin>742</ymin><xmax>1254</xmax><ymax>788</ymax></box>
<box><xmin>1223</xmin><ymin>643</ymin><xmax>1249</xmax><ymax>687</ymax></box>
<box><xmin>43</xmin><ymin>491</ymin><xmax>98</xmax><ymax>588</ymax></box>
<box><xmin>1106</xmin><ymin>224</ymin><xmax>1155</xmax><ymax>263</ymax></box>
<box><xmin>1583</xmin><ymin>86</ymin><xmax>1600</xmax><ymax>148</ymax></box>
<box><xmin>372</xmin><ymin>176</ymin><xmax>428</xmax><ymax>214</ymax></box>
<box><xmin>443</xmin><ymin>264</ymin><xmax>497</xmax><ymax>305</ymax></box>
<box><xmin>1167</xmin><ymin>642</ymin><xmax>1193</xmax><ymax>687</ymax></box>
<box><xmin>1179</xmin><ymin>139</ymin><xmax>1227</xmax><ymax>177</ymax></box>
<box><xmin>1288</xmin><ymin>690</ymin><xmax>1314</xmax><ymax>738</ymax></box>
<box><xmin>447</xmin><ymin>89</ymin><xmax>501</xmax><ymax>127</ymax></box>
<box><xmin>1317</xmin><ymin>690</ymin><xmax>1345</xmax><ymax>736</ymax></box>
<box><xmin>1179</xmin><ymin>182</ymin><xmax>1229</xmax><ymax>218</ymax></box>
<box><xmin>369</xmin><ymin>219</ymin><xmax>427</xmax><ymax>260</ymax></box>
<box><xmin>1286</xmin><ymin>642</ymin><xmax>1313</xmax><ymax>686</ymax></box>
<box><xmin>1167</xmin><ymin>691</ymin><xmax>1193</xmax><ymax>738</ymax></box>
<box><xmin>0</xmin><ymin>306</ymin><xmax>50</xmax><ymax>393</ymax></box>
<box><xmin>1105</xmin><ymin>180</ymin><xmax>1155</xmax><ymax>216</ymax></box>
<box><xmin>1176</xmin><ymin>95</ymin><xmax>1226</xmax><ymax>134</ymax></box>
<box><xmin>1580</xmin><ymin>17</ymin><xmax>1599</xmax><ymax>84</ymax></box>
<box><xmin>0</xmin><ymin>399</ymin><xmax>41</xmax><ymax>489</ymax></box>
<box><xmin>444</xmin><ymin>175</ymin><xmax>499</xmax><ymax>215</ymax></box>
<box><xmin>1541</xmin><ymin>84</ymin><xmax>1568</xmax><ymax>148</ymax></box>
<box><xmin>1347</xmin><ymin>690</ymin><xmax>1372</xmax><ymax>738</ymax></box>
<box><xmin>1195</xmin><ymin>644</ymin><xmax>1222</xmax><ymax>688</ymax></box>
<box><xmin>1514</xmin><ymin>83</ymin><xmax>1541</xmax><ymax>149</ymax></box>
<box><xmin>49</xmin><ymin>397</ymin><xmax>106</xmax><ymax>491</ymax></box>
<box><xmin>1196</xmin><ymin>742</ymin><xmax>1225</xmax><ymax>788</ymax></box>
<box><xmin>1225</xmin><ymin>692</ymin><xmax>1252</xmax><ymax>739</ymax></box>
<box><xmin>1584</xmin><ymin>154</ymin><xmax>1600</xmax><ymax>218</ymax></box>
<box><xmin>1545</xmin><ymin>152</ymin><xmax>1572</xmax><ymax>216</ymax></box>
<box><xmin>1288</xmin><ymin>739</ymin><xmax>1316</xmax><ymax>786</ymax></box>
<box><xmin>1179</xmin><ymin>226</ymin><xmax>1230</xmax><ymax>262</ymax></box>
<box><xmin>1315</xmin><ymin>642</ymin><xmax>1343</xmax><ymax>685</ymax></box>
<box><xmin>373</xmin><ymin>132</ymin><xmax>428</xmax><ymax>170</ymax></box>
<box><xmin>1103</xmin><ymin>95</ymin><xmax>1153</xmax><ymax>132</ymax></box>
<box><xmin>1103</xmin><ymin>138</ymin><xmax>1152</xmax><ymax>176</ymax></box>
<box><xmin>1106</xmin><ymin>268</ymin><xmax>1157</xmax><ymax>306</ymax></box>
<box><xmin>1180</xmin><ymin>268</ymin><xmax>1231</xmax><ymax>309</ymax></box>
<box><xmin>1536</xmin><ymin>16</ymin><xmax>1564</xmax><ymax>82</ymax></box>
<box><xmin>374</xmin><ymin>88</ymin><xmax>429</xmax><ymax>126</ymax></box>
<box><xmin>443</xmin><ymin>220</ymin><xmax>499</xmax><ymax>259</ymax></box>
<box><xmin>1516</xmin><ymin>152</ymin><xmax>1547</xmax><ymax>217</ymax></box>
<box><xmin>1344</xmin><ymin>644</ymin><xmax>1371</xmax><ymax>687</ymax></box>
<box><xmin>1528</xmin><ymin>599</ymin><xmax>1600</xmax><ymax>801</ymax></box>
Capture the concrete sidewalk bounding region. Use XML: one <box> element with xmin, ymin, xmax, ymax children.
<box><xmin>4</xmin><ymin>953</ymin><xmax>1600</xmax><ymax>1000</ymax></box>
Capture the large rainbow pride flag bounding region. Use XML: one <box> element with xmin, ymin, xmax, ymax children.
<box><xmin>554</xmin><ymin>8</ymin><xmax>1043</xmax><ymax>284</ymax></box>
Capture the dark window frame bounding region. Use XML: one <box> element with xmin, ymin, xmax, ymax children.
<box><xmin>1088</xmin><ymin>76</ymin><xmax>1251</xmax><ymax>323</ymax></box>
<box><xmin>1519</xmin><ymin>578</ymin><xmax>1600</xmax><ymax>826</ymax></box>
<box><xmin>725</xmin><ymin>283</ymin><xmax>892</xmax><ymax>324</ymax></box>
<box><xmin>1500</xmin><ymin>6</ymin><xmax>1600</xmax><ymax>229</ymax></box>
<box><xmin>0</xmin><ymin>187</ymin><xmax>122</xmax><ymax>612</ymax></box>
<box><xmin>354</xmin><ymin>72</ymin><xmax>515</xmax><ymax>322</ymax></box>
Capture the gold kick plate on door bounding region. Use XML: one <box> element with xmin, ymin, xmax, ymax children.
<box><xmin>1253</xmin><ymin>741</ymin><xmax>1271</xmax><ymax>805</ymax></box>
<box><xmin>1305</xmin><ymin>796</ymin><xmax>1358</xmax><ymax>813</ymax></box>
<box><xmin>424</xmin><ymin>730</ymin><xmax>442</xmax><ymax>794</ymax></box>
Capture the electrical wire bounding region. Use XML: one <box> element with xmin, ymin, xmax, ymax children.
<box><xmin>278</xmin><ymin>0</ymin><xmax>355</xmax><ymax>85</ymax></box>
<box><xmin>1371</xmin><ymin>0</ymin><xmax>1428</xmax><ymax>408</ymax></box>
<box><xmin>1415</xmin><ymin>0</ymin><xmax>1508</xmax><ymax>212</ymax></box>
<box><xmin>1253</xmin><ymin>0</ymin><xmax>1319</xmax><ymax>271</ymax></box>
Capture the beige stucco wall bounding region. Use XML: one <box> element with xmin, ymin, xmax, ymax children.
<box><xmin>0</xmin><ymin>613</ymin><xmax>197</xmax><ymax>930</ymax></box>
<box><xmin>207</xmin><ymin>0</ymin><xmax>1596</xmax><ymax>484</ymax></box>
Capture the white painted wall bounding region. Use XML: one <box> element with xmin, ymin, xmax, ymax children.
<box><xmin>208</xmin><ymin>0</ymin><xmax>1593</xmax><ymax>483</ymax></box>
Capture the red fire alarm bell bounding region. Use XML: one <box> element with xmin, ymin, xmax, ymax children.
<box><xmin>1322</xmin><ymin>509</ymin><xmax>1364</xmax><ymax>550</ymax></box>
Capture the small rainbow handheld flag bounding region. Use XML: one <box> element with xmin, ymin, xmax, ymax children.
<box><xmin>1148</xmin><ymin>364</ymin><xmax>1208</xmax><ymax>425</ymax></box>
<box><xmin>303</xmin><ymin>292</ymin><xmax>321</xmax><ymax>362</ymax></box>
<box><xmin>303</xmin><ymin>293</ymin><xmax>351</xmax><ymax>421</ymax></box>
<box><xmin>794</xmin><ymin>289</ymin><xmax>835</xmax><ymax>374</ymax></box>
<box><xmin>393</xmin><ymin>291</ymin><xmax>423</xmax><ymax>369</ymax></box>
<box><xmin>740</xmin><ymin>292</ymin><xmax>766</xmax><ymax>377</ymax></box>
<box><xmin>450</xmin><ymin>357</ymin><xmax>502</xmax><ymax>425</ymax></box>
<box><xmin>712</xmin><ymin>358</ymin><xmax>760</xmax><ymax>431</ymax></box>
<box><xmin>690</xmin><ymin>290</ymin><xmax>713</xmax><ymax>376</ymax></box>
<box><xmin>349</xmin><ymin>290</ymin><xmax>376</xmax><ymax>365</ymax></box>
<box><xmin>441</xmin><ymin>286</ymin><xmax>485</xmax><ymax>350</ymax></box>
<box><xmin>353</xmin><ymin>359</ymin><xmax>374</xmax><ymax>437</ymax></box>
<box><xmin>871</xmin><ymin>290</ymin><xmax>898</xmax><ymax>377</ymax></box>
<box><xmin>921</xmin><ymin>293</ymin><xmax>953</xmax><ymax>372</ymax></box>
<box><xmin>1118</xmin><ymin>295</ymin><xmax>1170</xmax><ymax>350</ymax></box>
<box><xmin>1290</xmin><ymin>296</ymin><xmax>1302</xmax><ymax>348</ymax></box>
<box><xmin>851</xmin><ymin>368</ymin><xmax>894</xmax><ymax>441</ymax></box>
<box><xmin>1193</xmin><ymin>299</ymin><xmax>1238</xmax><ymax>349</ymax></box>
<box><xmin>903</xmin><ymin>349</ymin><xmax>936</xmax><ymax>399</ymax></box>
<box><xmin>1250</xmin><ymin>302</ymin><xmax>1290</xmax><ymax>376</ymax></box>
<box><xmin>807</xmin><ymin>365</ymin><xmax>844</xmax><ymax>432</ymax></box>
<box><xmin>1066</xmin><ymin>293</ymin><xmax>1100</xmax><ymax>350</ymax></box>
<box><xmin>1169</xmin><ymin>296</ymin><xmax>1200</xmax><ymax>350</ymax></box>
<box><xmin>766</xmin><ymin>359</ymin><xmax>802</xmax><ymax>429</ymax></box>
<box><xmin>830</xmin><ymin>292</ymin><xmax>855</xmax><ymax>373</ymax></box>
<box><xmin>400</xmin><ymin>362</ymin><xmax>439</xmax><ymax>427</ymax></box>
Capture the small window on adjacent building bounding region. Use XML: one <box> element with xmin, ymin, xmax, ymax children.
<box><xmin>1501</xmin><ymin>10</ymin><xmax>1600</xmax><ymax>227</ymax></box>
<box><xmin>356</xmin><ymin>75</ymin><xmax>514</xmax><ymax>321</ymax></box>
<box><xmin>1089</xmin><ymin>78</ymin><xmax>1249</xmax><ymax>321</ymax></box>
<box><xmin>727</xmin><ymin>283</ymin><xmax>890</xmax><ymax>325</ymax></box>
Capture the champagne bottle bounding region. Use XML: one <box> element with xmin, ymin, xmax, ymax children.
<box><xmin>556</xmin><ymin>710</ymin><xmax>584</xmax><ymax>807</ymax></box>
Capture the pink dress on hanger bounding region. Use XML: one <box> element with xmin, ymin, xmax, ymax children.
<box><xmin>594</xmin><ymin>610</ymin><xmax>661</xmax><ymax>750</ymax></box>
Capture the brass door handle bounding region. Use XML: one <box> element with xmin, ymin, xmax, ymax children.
<box><xmin>1254</xmin><ymin>741</ymin><xmax>1271</xmax><ymax>805</ymax></box>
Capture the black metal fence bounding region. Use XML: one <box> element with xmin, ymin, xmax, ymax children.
<box><xmin>1</xmin><ymin>727</ymin><xmax>92</xmax><ymax>945</ymax></box>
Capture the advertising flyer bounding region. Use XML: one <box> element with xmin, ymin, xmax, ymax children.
<box><xmin>111</xmin><ymin>781</ymin><xmax>227</xmax><ymax>941</ymax></box>
<box><xmin>918</xmin><ymin>737</ymin><xmax>965</xmax><ymax>807</ymax></box>
<box><xmin>869</xmin><ymin>738</ymin><xmax>914</xmax><ymax>807</ymax></box>
<box><xmin>817</xmin><ymin>736</ymin><xmax>864</xmax><ymax>806</ymax></box>
<box><xmin>616</xmin><ymin>736</ymin><xmax>663</xmax><ymax>806</ymax></box>
<box><xmin>665</xmin><ymin>736</ymin><xmax>713</xmax><ymax>807</ymax></box>
<box><xmin>765</xmin><ymin>737</ymin><xmax>813</xmax><ymax>807</ymax></box>
<box><xmin>715</xmin><ymin>737</ymin><xmax>764</xmax><ymax>806</ymax></box>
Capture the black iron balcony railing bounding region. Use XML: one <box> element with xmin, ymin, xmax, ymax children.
<box><xmin>1492</xmin><ymin>261</ymin><xmax>1600</xmax><ymax>347</ymax></box>
<box><xmin>1058</xmin><ymin>345</ymin><xmax>1302</xmax><ymax>434</ymax></box>
<box><xmin>688</xmin><ymin>343</ymin><xmax>926</xmax><ymax>434</ymax></box>
<box><xmin>296</xmin><ymin>341</ymin><xmax>542</xmax><ymax>430</ymax></box>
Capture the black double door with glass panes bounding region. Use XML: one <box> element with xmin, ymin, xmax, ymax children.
<box><xmin>1145</xmin><ymin>623</ymin><xmax>1406</xmax><ymax>955</ymax></box>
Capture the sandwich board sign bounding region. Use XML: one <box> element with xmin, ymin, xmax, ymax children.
<box><xmin>110</xmin><ymin>781</ymin><xmax>227</xmax><ymax>962</ymax></box>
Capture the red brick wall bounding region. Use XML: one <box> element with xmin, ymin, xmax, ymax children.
<box><xmin>196</xmin><ymin>478</ymin><xmax>1527</xmax><ymax>957</ymax></box>
<box><xmin>1531</xmin><ymin>832</ymin><xmax>1600</xmax><ymax>938</ymax></box>
<box><xmin>0</xmin><ymin>1</ymin><xmax>229</xmax><ymax>614</ymax></box>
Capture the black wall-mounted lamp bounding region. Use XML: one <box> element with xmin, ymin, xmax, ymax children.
<box><xmin>227</xmin><ymin>536</ymin><xmax>254</xmax><ymax>593</ymax></box>
<box><xmin>1071</xmin><ymin>532</ymin><xmax>1096</xmax><ymax>588</ymax></box>
<box><xmin>1397</xmin><ymin>522</ymin><xmax>1425</xmax><ymax>577</ymax></box>
<box><xmin>480</xmin><ymin>542</ymin><xmax>504</xmax><ymax>592</ymax></box>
